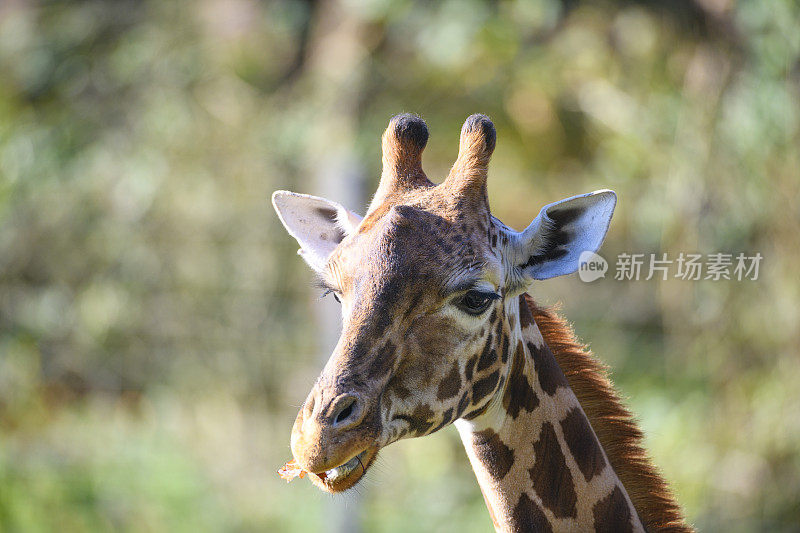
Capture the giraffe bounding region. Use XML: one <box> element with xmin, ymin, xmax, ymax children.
<box><xmin>272</xmin><ymin>114</ymin><xmax>691</xmax><ymax>532</ymax></box>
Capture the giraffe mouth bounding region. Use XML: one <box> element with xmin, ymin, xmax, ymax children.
<box><xmin>310</xmin><ymin>447</ymin><xmax>378</xmax><ymax>493</ymax></box>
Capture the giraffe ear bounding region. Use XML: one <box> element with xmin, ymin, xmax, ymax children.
<box><xmin>510</xmin><ymin>190</ymin><xmax>616</xmax><ymax>282</ymax></box>
<box><xmin>272</xmin><ymin>191</ymin><xmax>362</xmax><ymax>272</ymax></box>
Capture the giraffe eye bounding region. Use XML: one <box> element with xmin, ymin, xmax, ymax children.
<box><xmin>455</xmin><ymin>290</ymin><xmax>498</xmax><ymax>316</ymax></box>
<box><xmin>321</xmin><ymin>289</ymin><xmax>341</xmax><ymax>303</ymax></box>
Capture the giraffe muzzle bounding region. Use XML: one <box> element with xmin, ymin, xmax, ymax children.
<box><xmin>290</xmin><ymin>388</ymin><xmax>382</xmax><ymax>493</ymax></box>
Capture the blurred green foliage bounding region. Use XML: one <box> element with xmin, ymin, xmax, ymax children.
<box><xmin>0</xmin><ymin>0</ymin><xmax>798</xmax><ymax>531</ymax></box>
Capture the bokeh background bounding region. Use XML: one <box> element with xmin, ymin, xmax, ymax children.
<box><xmin>1</xmin><ymin>0</ymin><xmax>798</xmax><ymax>531</ymax></box>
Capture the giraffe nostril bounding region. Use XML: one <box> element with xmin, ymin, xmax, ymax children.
<box><xmin>335</xmin><ymin>400</ymin><xmax>354</xmax><ymax>424</ymax></box>
<box><xmin>330</xmin><ymin>394</ymin><xmax>362</xmax><ymax>428</ymax></box>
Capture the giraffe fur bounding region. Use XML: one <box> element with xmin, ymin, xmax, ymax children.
<box><xmin>272</xmin><ymin>113</ymin><xmax>691</xmax><ymax>532</ymax></box>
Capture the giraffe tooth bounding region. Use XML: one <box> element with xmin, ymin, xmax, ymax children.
<box><xmin>324</xmin><ymin>451</ymin><xmax>365</xmax><ymax>481</ymax></box>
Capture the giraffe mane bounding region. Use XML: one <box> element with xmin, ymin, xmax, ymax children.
<box><xmin>525</xmin><ymin>294</ymin><xmax>693</xmax><ymax>532</ymax></box>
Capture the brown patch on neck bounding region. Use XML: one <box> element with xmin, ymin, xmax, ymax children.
<box><xmin>470</xmin><ymin>369</ymin><xmax>500</xmax><ymax>407</ymax></box>
<box><xmin>472</xmin><ymin>429</ymin><xmax>515</xmax><ymax>481</ymax></box>
<box><xmin>501</xmin><ymin>340</ymin><xmax>539</xmax><ymax>418</ymax></box>
<box><xmin>518</xmin><ymin>295</ymin><xmax>534</xmax><ymax>328</ymax></box>
<box><xmin>511</xmin><ymin>493</ymin><xmax>553</xmax><ymax>533</ymax></box>
<box><xmin>528</xmin><ymin>340</ymin><xmax>568</xmax><ymax>395</ymax></box>
<box><xmin>525</xmin><ymin>294</ymin><xmax>693</xmax><ymax>532</ymax></box>
<box><xmin>593</xmin><ymin>485</ymin><xmax>634</xmax><ymax>533</ymax></box>
<box><xmin>560</xmin><ymin>406</ymin><xmax>606</xmax><ymax>482</ymax></box>
<box><xmin>529</xmin><ymin>421</ymin><xmax>578</xmax><ymax>519</ymax></box>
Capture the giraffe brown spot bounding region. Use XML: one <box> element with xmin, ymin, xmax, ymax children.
<box><xmin>518</xmin><ymin>295</ymin><xmax>533</xmax><ymax>328</ymax></box>
<box><xmin>502</xmin><ymin>341</ymin><xmax>539</xmax><ymax>419</ymax></box>
<box><xmin>471</xmin><ymin>369</ymin><xmax>500</xmax><ymax>406</ymax></box>
<box><xmin>500</xmin><ymin>332</ymin><xmax>510</xmax><ymax>363</ymax></box>
<box><xmin>493</xmin><ymin>313</ymin><xmax>503</xmax><ymax>338</ymax></box>
<box><xmin>510</xmin><ymin>493</ymin><xmax>553</xmax><ymax>533</ymax></box>
<box><xmin>393</xmin><ymin>403</ymin><xmax>435</xmax><ymax>436</ymax></box>
<box><xmin>476</xmin><ymin>333</ymin><xmax>497</xmax><ymax>372</ymax></box>
<box><xmin>382</xmin><ymin>393</ymin><xmax>393</xmax><ymax>413</ymax></box>
<box><xmin>592</xmin><ymin>485</ymin><xmax>634</xmax><ymax>533</ymax></box>
<box><xmin>465</xmin><ymin>353</ymin><xmax>478</xmax><ymax>382</ymax></box>
<box><xmin>528</xmin><ymin>341</ymin><xmax>568</xmax><ymax>395</ymax></box>
<box><xmin>462</xmin><ymin>401</ymin><xmax>490</xmax><ymax>420</ymax></box>
<box><xmin>437</xmin><ymin>359</ymin><xmax>462</xmax><ymax>401</ymax></box>
<box><xmin>386</xmin><ymin>374</ymin><xmax>411</xmax><ymax>400</ymax></box>
<box><xmin>429</xmin><ymin>407</ymin><xmax>454</xmax><ymax>434</ymax></box>
<box><xmin>472</xmin><ymin>429</ymin><xmax>515</xmax><ymax>481</ymax></box>
<box><xmin>529</xmin><ymin>422</ymin><xmax>577</xmax><ymax>519</ymax></box>
<box><xmin>367</xmin><ymin>340</ymin><xmax>395</xmax><ymax>378</ymax></box>
<box><xmin>455</xmin><ymin>390</ymin><xmax>471</xmax><ymax>419</ymax></box>
<box><xmin>442</xmin><ymin>407</ymin><xmax>453</xmax><ymax>423</ymax></box>
<box><xmin>561</xmin><ymin>406</ymin><xmax>606</xmax><ymax>482</ymax></box>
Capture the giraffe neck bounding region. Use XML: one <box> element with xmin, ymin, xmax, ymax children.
<box><xmin>454</xmin><ymin>295</ymin><xmax>645</xmax><ymax>532</ymax></box>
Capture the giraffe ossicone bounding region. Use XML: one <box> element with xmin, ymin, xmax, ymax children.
<box><xmin>272</xmin><ymin>114</ymin><xmax>691</xmax><ymax>532</ymax></box>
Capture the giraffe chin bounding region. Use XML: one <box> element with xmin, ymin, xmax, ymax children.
<box><xmin>309</xmin><ymin>447</ymin><xmax>378</xmax><ymax>493</ymax></box>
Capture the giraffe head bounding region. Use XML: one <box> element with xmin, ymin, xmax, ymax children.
<box><xmin>272</xmin><ymin>114</ymin><xmax>616</xmax><ymax>492</ymax></box>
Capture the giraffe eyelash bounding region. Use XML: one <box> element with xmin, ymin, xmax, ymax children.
<box><xmin>313</xmin><ymin>276</ymin><xmax>342</xmax><ymax>302</ymax></box>
<box><xmin>320</xmin><ymin>288</ymin><xmax>341</xmax><ymax>303</ymax></box>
